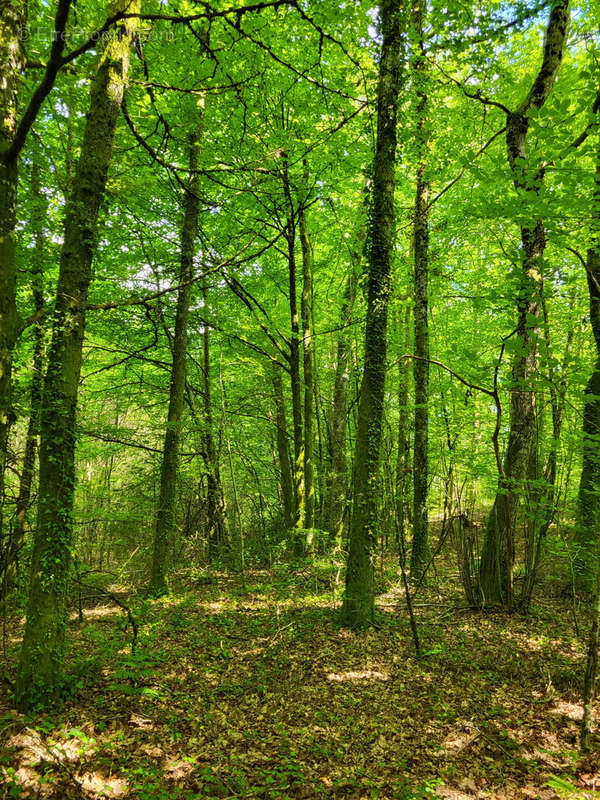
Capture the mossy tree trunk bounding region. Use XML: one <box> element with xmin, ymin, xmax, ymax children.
<box><xmin>15</xmin><ymin>0</ymin><xmax>140</xmax><ymax>710</ymax></box>
<box><xmin>342</xmin><ymin>0</ymin><xmax>403</xmax><ymax>629</ymax></box>
<box><xmin>479</xmin><ymin>0</ymin><xmax>569</xmax><ymax>607</ymax></box>
<box><xmin>149</xmin><ymin>119</ymin><xmax>202</xmax><ymax>595</ymax></box>
<box><xmin>395</xmin><ymin>306</ymin><xmax>411</xmax><ymax>552</ymax></box>
<box><xmin>410</xmin><ymin>0</ymin><xmax>430</xmax><ymax>580</ymax></box>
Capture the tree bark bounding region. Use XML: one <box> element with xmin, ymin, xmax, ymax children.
<box><xmin>410</xmin><ymin>0</ymin><xmax>430</xmax><ymax>580</ymax></box>
<box><xmin>479</xmin><ymin>0</ymin><xmax>569</xmax><ymax>607</ymax></box>
<box><xmin>15</xmin><ymin>0</ymin><xmax>140</xmax><ymax>710</ymax></box>
<box><xmin>342</xmin><ymin>0</ymin><xmax>403</xmax><ymax>629</ymax></box>
<box><xmin>149</xmin><ymin>119</ymin><xmax>202</xmax><ymax>595</ymax></box>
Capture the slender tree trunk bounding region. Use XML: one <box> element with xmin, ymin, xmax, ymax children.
<box><xmin>282</xmin><ymin>165</ymin><xmax>304</xmax><ymax>552</ymax></box>
<box><xmin>271</xmin><ymin>364</ymin><xmax>295</xmax><ymax>531</ymax></box>
<box><xmin>479</xmin><ymin>0</ymin><xmax>569</xmax><ymax>607</ymax></box>
<box><xmin>299</xmin><ymin>193</ymin><xmax>315</xmax><ymax>535</ymax></box>
<box><xmin>202</xmin><ymin>284</ymin><xmax>229</xmax><ymax>561</ymax></box>
<box><xmin>1</xmin><ymin>159</ymin><xmax>46</xmax><ymax>598</ymax></box>
<box><xmin>149</xmin><ymin>119</ymin><xmax>201</xmax><ymax>595</ymax></box>
<box><xmin>15</xmin><ymin>1</ymin><xmax>140</xmax><ymax>709</ymax></box>
<box><xmin>395</xmin><ymin>306</ymin><xmax>411</xmax><ymax>552</ymax></box>
<box><xmin>410</xmin><ymin>0</ymin><xmax>430</xmax><ymax>579</ymax></box>
<box><xmin>574</xmin><ymin>126</ymin><xmax>600</xmax><ymax>592</ymax></box>
<box><xmin>326</xmin><ymin>265</ymin><xmax>358</xmax><ymax>543</ymax></box>
<box><xmin>0</xmin><ymin>0</ymin><xmax>27</xmax><ymax>543</ymax></box>
<box><xmin>342</xmin><ymin>0</ymin><xmax>403</xmax><ymax>629</ymax></box>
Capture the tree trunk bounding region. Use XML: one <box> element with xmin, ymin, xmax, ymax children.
<box><xmin>573</xmin><ymin>129</ymin><xmax>600</xmax><ymax>592</ymax></box>
<box><xmin>326</xmin><ymin>265</ymin><xmax>358</xmax><ymax>544</ymax></box>
<box><xmin>342</xmin><ymin>0</ymin><xmax>403</xmax><ymax>629</ymax></box>
<box><xmin>282</xmin><ymin>164</ymin><xmax>304</xmax><ymax>552</ymax></box>
<box><xmin>395</xmin><ymin>306</ymin><xmax>411</xmax><ymax>552</ymax></box>
<box><xmin>479</xmin><ymin>0</ymin><xmax>569</xmax><ymax>607</ymax></box>
<box><xmin>410</xmin><ymin>0</ymin><xmax>430</xmax><ymax>580</ymax></box>
<box><xmin>271</xmin><ymin>364</ymin><xmax>295</xmax><ymax>531</ymax></box>
<box><xmin>149</xmin><ymin>120</ymin><xmax>202</xmax><ymax>595</ymax></box>
<box><xmin>15</xmin><ymin>1</ymin><xmax>140</xmax><ymax>710</ymax></box>
<box><xmin>299</xmin><ymin>192</ymin><xmax>315</xmax><ymax>535</ymax></box>
<box><xmin>0</xmin><ymin>0</ymin><xmax>26</xmax><ymax>543</ymax></box>
<box><xmin>202</xmin><ymin>285</ymin><xmax>229</xmax><ymax>562</ymax></box>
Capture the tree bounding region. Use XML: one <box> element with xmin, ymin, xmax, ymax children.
<box><xmin>15</xmin><ymin>0</ymin><xmax>140</xmax><ymax>709</ymax></box>
<box><xmin>479</xmin><ymin>0</ymin><xmax>570</xmax><ymax>607</ymax></box>
<box><xmin>342</xmin><ymin>0</ymin><xmax>403</xmax><ymax>629</ymax></box>
<box><xmin>410</xmin><ymin>0</ymin><xmax>431</xmax><ymax>580</ymax></box>
<box><xmin>149</xmin><ymin>114</ymin><xmax>202</xmax><ymax>596</ymax></box>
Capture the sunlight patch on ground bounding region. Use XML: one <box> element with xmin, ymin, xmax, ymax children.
<box><xmin>69</xmin><ymin>605</ymin><xmax>119</xmax><ymax>621</ymax></box>
<box><xmin>325</xmin><ymin>669</ymin><xmax>389</xmax><ymax>682</ymax></box>
<box><xmin>79</xmin><ymin>771</ymin><xmax>128</xmax><ymax>798</ymax></box>
<box><xmin>551</xmin><ymin>700</ymin><xmax>584</xmax><ymax>721</ymax></box>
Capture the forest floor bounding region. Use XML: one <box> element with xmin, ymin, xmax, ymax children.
<box><xmin>1</xmin><ymin>556</ymin><xmax>599</xmax><ymax>800</ymax></box>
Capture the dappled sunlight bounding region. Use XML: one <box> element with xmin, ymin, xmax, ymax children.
<box><xmin>325</xmin><ymin>669</ymin><xmax>389</xmax><ymax>682</ymax></box>
<box><xmin>551</xmin><ymin>699</ymin><xmax>584</xmax><ymax>722</ymax></box>
<box><xmin>69</xmin><ymin>605</ymin><xmax>120</xmax><ymax>622</ymax></box>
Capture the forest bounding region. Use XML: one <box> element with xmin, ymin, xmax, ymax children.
<box><xmin>1</xmin><ymin>0</ymin><xmax>600</xmax><ymax>796</ymax></box>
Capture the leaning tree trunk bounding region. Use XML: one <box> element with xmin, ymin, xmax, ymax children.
<box><xmin>299</xmin><ymin>192</ymin><xmax>315</xmax><ymax>535</ymax></box>
<box><xmin>342</xmin><ymin>0</ymin><xmax>403</xmax><ymax>629</ymax></box>
<box><xmin>410</xmin><ymin>0</ymin><xmax>430</xmax><ymax>580</ymax></box>
<box><xmin>1</xmin><ymin>159</ymin><xmax>46</xmax><ymax>599</ymax></box>
<box><xmin>149</xmin><ymin>120</ymin><xmax>201</xmax><ymax>595</ymax></box>
<box><xmin>479</xmin><ymin>0</ymin><xmax>569</xmax><ymax>607</ymax></box>
<box><xmin>325</xmin><ymin>264</ymin><xmax>358</xmax><ymax>544</ymax></box>
<box><xmin>573</xmin><ymin>127</ymin><xmax>600</xmax><ymax>592</ymax></box>
<box><xmin>15</xmin><ymin>0</ymin><xmax>140</xmax><ymax>710</ymax></box>
<box><xmin>0</xmin><ymin>0</ymin><xmax>27</xmax><ymax>544</ymax></box>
